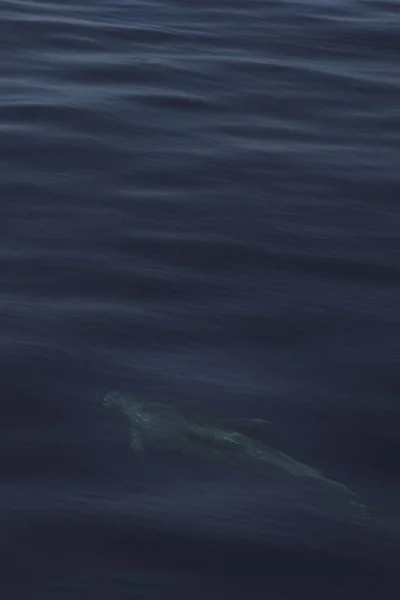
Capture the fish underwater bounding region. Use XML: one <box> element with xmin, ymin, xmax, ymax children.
<box><xmin>103</xmin><ymin>391</ymin><xmax>372</xmax><ymax>522</ymax></box>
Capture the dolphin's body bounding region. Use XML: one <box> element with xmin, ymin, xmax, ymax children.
<box><xmin>103</xmin><ymin>392</ymin><xmax>356</xmax><ymax>501</ymax></box>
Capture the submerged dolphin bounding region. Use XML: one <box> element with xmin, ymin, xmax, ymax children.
<box><xmin>103</xmin><ymin>391</ymin><xmax>367</xmax><ymax>515</ymax></box>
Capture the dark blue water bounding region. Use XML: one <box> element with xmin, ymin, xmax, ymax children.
<box><xmin>1</xmin><ymin>0</ymin><xmax>399</xmax><ymax>597</ymax></box>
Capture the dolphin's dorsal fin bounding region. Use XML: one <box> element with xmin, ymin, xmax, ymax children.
<box><xmin>218</xmin><ymin>418</ymin><xmax>270</xmax><ymax>437</ymax></box>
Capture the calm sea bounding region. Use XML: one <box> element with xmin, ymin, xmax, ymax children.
<box><xmin>1</xmin><ymin>0</ymin><xmax>399</xmax><ymax>598</ymax></box>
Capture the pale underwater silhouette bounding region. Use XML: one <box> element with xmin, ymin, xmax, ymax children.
<box><xmin>103</xmin><ymin>391</ymin><xmax>372</xmax><ymax>522</ymax></box>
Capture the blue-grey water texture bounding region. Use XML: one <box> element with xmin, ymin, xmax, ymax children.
<box><xmin>1</xmin><ymin>0</ymin><xmax>399</xmax><ymax>598</ymax></box>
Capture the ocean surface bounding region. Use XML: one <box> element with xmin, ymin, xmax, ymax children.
<box><xmin>1</xmin><ymin>0</ymin><xmax>399</xmax><ymax>598</ymax></box>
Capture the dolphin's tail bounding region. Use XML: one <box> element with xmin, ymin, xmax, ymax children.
<box><xmin>318</xmin><ymin>474</ymin><xmax>355</xmax><ymax>497</ymax></box>
<box><xmin>271</xmin><ymin>451</ymin><xmax>372</xmax><ymax>524</ymax></box>
<box><xmin>311</xmin><ymin>474</ymin><xmax>374</xmax><ymax>525</ymax></box>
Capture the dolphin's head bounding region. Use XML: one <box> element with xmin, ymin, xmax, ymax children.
<box><xmin>103</xmin><ymin>391</ymin><xmax>143</xmax><ymax>417</ymax></box>
<box><xmin>103</xmin><ymin>390</ymin><xmax>121</xmax><ymax>407</ymax></box>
